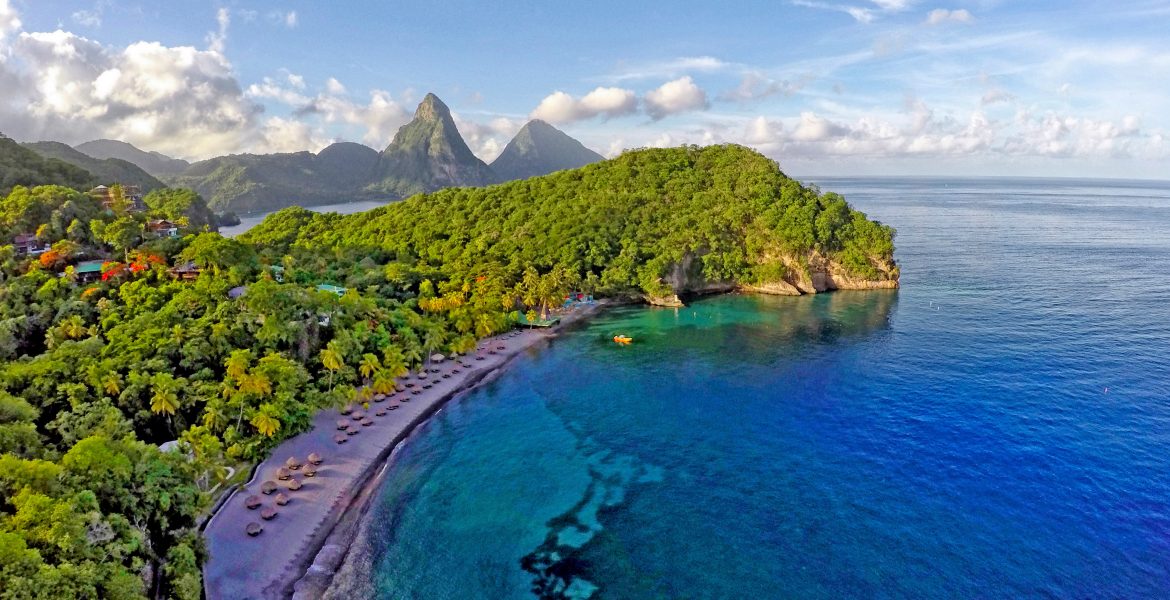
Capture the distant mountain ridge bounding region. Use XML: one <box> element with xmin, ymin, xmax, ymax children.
<box><xmin>490</xmin><ymin>119</ymin><xmax>604</xmax><ymax>182</ymax></box>
<box><xmin>21</xmin><ymin>94</ymin><xmax>604</xmax><ymax>214</ymax></box>
<box><xmin>75</xmin><ymin>139</ymin><xmax>190</xmax><ymax>177</ymax></box>
<box><xmin>369</xmin><ymin>93</ymin><xmax>497</xmax><ymax>197</ymax></box>
<box><xmin>165</xmin><ymin>143</ymin><xmax>384</xmax><ymax>213</ymax></box>
<box><xmin>0</xmin><ymin>134</ymin><xmax>96</xmax><ymax>195</ymax></box>
<box><xmin>22</xmin><ymin>141</ymin><xmax>165</xmax><ymax>191</ymax></box>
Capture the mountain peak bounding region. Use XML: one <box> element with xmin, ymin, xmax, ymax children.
<box><xmin>371</xmin><ymin>93</ymin><xmax>495</xmax><ymax>197</ymax></box>
<box><xmin>414</xmin><ymin>93</ymin><xmax>451</xmax><ymax>121</ymax></box>
<box><xmin>490</xmin><ymin>120</ymin><xmax>604</xmax><ymax>182</ymax></box>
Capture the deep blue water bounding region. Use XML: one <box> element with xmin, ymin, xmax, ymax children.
<box><xmin>330</xmin><ymin>177</ymin><xmax>1170</xmax><ymax>599</ymax></box>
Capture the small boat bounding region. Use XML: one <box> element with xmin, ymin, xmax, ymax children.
<box><xmin>613</xmin><ymin>335</ymin><xmax>632</xmax><ymax>345</ymax></box>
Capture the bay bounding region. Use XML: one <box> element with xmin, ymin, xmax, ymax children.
<box><xmin>328</xmin><ymin>177</ymin><xmax>1170</xmax><ymax>598</ymax></box>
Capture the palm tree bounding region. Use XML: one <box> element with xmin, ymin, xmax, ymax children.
<box><xmin>60</xmin><ymin>315</ymin><xmax>88</xmax><ymax>340</ymax></box>
<box><xmin>475</xmin><ymin>312</ymin><xmax>497</xmax><ymax>337</ymax></box>
<box><xmin>320</xmin><ymin>341</ymin><xmax>344</xmax><ymax>392</ymax></box>
<box><xmin>251</xmin><ymin>404</ymin><xmax>281</xmax><ymax>437</ymax></box>
<box><xmin>101</xmin><ymin>372</ymin><xmax>122</xmax><ymax>396</ymax></box>
<box><xmin>372</xmin><ymin>370</ymin><xmax>396</xmax><ymax>395</ymax></box>
<box><xmin>226</xmin><ymin>350</ymin><xmax>252</xmax><ymax>381</ymax></box>
<box><xmin>422</xmin><ymin>328</ymin><xmax>445</xmax><ymax>364</ymax></box>
<box><xmin>381</xmin><ymin>346</ymin><xmax>408</xmax><ymax>378</ymax></box>
<box><xmin>202</xmin><ymin>399</ymin><xmax>229</xmax><ymax>433</ymax></box>
<box><xmin>401</xmin><ymin>342</ymin><xmax>423</xmax><ymax>372</ymax></box>
<box><xmin>150</xmin><ymin>374</ymin><xmax>181</xmax><ymax>417</ymax></box>
<box><xmin>359</xmin><ymin>353</ymin><xmax>381</xmax><ymax>381</ymax></box>
<box><xmin>239</xmin><ymin>371</ymin><xmax>272</xmax><ymax>397</ymax></box>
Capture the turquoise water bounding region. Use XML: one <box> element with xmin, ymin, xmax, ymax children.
<box><xmin>331</xmin><ymin>178</ymin><xmax>1170</xmax><ymax>598</ymax></box>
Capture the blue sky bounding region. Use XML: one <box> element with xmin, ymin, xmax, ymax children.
<box><xmin>2</xmin><ymin>0</ymin><xmax>1168</xmax><ymax>177</ymax></box>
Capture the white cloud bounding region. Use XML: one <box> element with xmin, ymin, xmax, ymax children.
<box><xmin>325</xmin><ymin>77</ymin><xmax>346</xmax><ymax>95</ymax></box>
<box><xmin>0</xmin><ymin>0</ymin><xmax>20</xmax><ymax>42</ymax></box>
<box><xmin>792</xmin><ymin>112</ymin><xmax>850</xmax><ymax>141</ymax></box>
<box><xmin>644</xmin><ymin>76</ymin><xmax>709</xmax><ymax>120</ymax></box>
<box><xmin>980</xmin><ymin>89</ymin><xmax>1014</xmax><ymax>105</ymax></box>
<box><xmin>606</xmin><ymin>55</ymin><xmax>733</xmax><ymax>81</ymax></box>
<box><xmin>452</xmin><ymin>113</ymin><xmax>524</xmax><ymax>162</ymax></box>
<box><xmin>925</xmin><ymin>8</ymin><xmax>974</xmax><ymax>25</ymax></box>
<box><xmin>71</xmin><ymin>10</ymin><xmax>101</xmax><ymax>28</ymax></box>
<box><xmin>246</xmin><ymin>76</ymin><xmax>311</xmax><ymax>105</ymax></box>
<box><xmin>255</xmin><ymin>116</ymin><xmax>324</xmax><ymax>154</ymax></box>
<box><xmin>206</xmin><ymin>8</ymin><xmax>229</xmax><ymax>54</ymax></box>
<box><xmin>792</xmin><ymin>0</ymin><xmax>913</xmax><ymax>23</ymax></box>
<box><xmin>531</xmin><ymin>86</ymin><xmax>637</xmax><ymax>123</ymax></box>
<box><xmin>720</xmin><ymin>72</ymin><xmax>807</xmax><ymax>103</ymax></box>
<box><xmin>268</xmin><ymin>10</ymin><xmax>298</xmax><ymax>28</ymax></box>
<box><xmin>0</xmin><ymin>10</ymin><xmax>261</xmax><ymax>159</ymax></box>
<box><xmin>298</xmin><ymin>87</ymin><xmax>411</xmax><ymax>148</ymax></box>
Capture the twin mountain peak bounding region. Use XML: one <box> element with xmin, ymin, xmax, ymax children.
<box><xmin>60</xmin><ymin>93</ymin><xmax>604</xmax><ymax>214</ymax></box>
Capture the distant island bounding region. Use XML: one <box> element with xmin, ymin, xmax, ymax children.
<box><xmin>0</xmin><ymin>126</ymin><xmax>894</xmax><ymax>598</ymax></box>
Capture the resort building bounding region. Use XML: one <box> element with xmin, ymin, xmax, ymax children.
<box><xmin>316</xmin><ymin>284</ymin><xmax>347</xmax><ymax>297</ymax></box>
<box><xmin>12</xmin><ymin>233</ymin><xmax>48</xmax><ymax>256</ymax></box>
<box><xmin>168</xmin><ymin>261</ymin><xmax>203</xmax><ymax>280</ymax></box>
<box><xmin>147</xmin><ymin>219</ymin><xmax>180</xmax><ymax>238</ymax></box>
<box><xmin>90</xmin><ymin>184</ymin><xmax>146</xmax><ymax>212</ymax></box>
<box><xmin>73</xmin><ymin>260</ymin><xmax>105</xmax><ymax>283</ymax></box>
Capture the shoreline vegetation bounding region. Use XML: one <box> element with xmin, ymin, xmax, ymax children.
<box><xmin>0</xmin><ymin>143</ymin><xmax>896</xmax><ymax>599</ymax></box>
<box><xmin>203</xmin><ymin>300</ymin><xmax>607</xmax><ymax>599</ymax></box>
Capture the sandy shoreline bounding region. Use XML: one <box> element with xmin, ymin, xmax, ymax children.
<box><xmin>202</xmin><ymin>301</ymin><xmax>607</xmax><ymax>600</ymax></box>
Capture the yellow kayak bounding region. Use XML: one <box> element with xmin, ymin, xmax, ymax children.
<box><xmin>613</xmin><ymin>335</ymin><xmax>632</xmax><ymax>344</ymax></box>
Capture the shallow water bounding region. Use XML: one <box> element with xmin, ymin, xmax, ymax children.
<box><xmin>331</xmin><ymin>177</ymin><xmax>1170</xmax><ymax>598</ymax></box>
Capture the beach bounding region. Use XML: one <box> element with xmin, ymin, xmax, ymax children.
<box><xmin>202</xmin><ymin>301</ymin><xmax>606</xmax><ymax>599</ymax></box>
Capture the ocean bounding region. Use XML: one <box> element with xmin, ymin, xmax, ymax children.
<box><xmin>326</xmin><ymin>177</ymin><xmax>1170</xmax><ymax>598</ymax></box>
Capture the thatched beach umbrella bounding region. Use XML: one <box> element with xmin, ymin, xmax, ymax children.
<box><xmin>422</xmin><ymin>383</ymin><xmax>432</xmax><ymax>389</ymax></box>
<box><xmin>287</xmin><ymin>477</ymin><xmax>303</xmax><ymax>491</ymax></box>
<box><xmin>336</xmin><ymin>419</ymin><xmax>350</xmax><ymax>430</ymax></box>
<box><xmin>351</xmin><ymin>410</ymin><xmax>365</xmax><ymax>420</ymax></box>
<box><xmin>308</xmin><ymin>452</ymin><xmax>323</xmax><ymax>465</ymax></box>
<box><xmin>388</xmin><ymin>405</ymin><xmax>400</xmax><ymax>411</ymax></box>
<box><xmin>360</xmin><ymin>419</ymin><xmax>373</xmax><ymax>427</ymax></box>
<box><xmin>374</xmin><ymin>394</ymin><xmax>386</xmax><ymax>402</ymax></box>
<box><xmin>245</xmin><ymin>495</ymin><xmax>262</xmax><ymax>509</ymax></box>
<box><xmin>261</xmin><ymin>481</ymin><xmax>277</xmax><ymax>495</ymax></box>
<box><xmin>334</xmin><ymin>433</ymin><xmax>347</xmax><ymax>444</ymax></box>
<box><xmin>346</xmin><ymin>427</ymin><xmax>359</xmax><ymax>435</ymax></box>
<box><xmin>246</xmin><ymin>522</ymin><xmax>263</xmax><ymax>536</ymax></box>
<box><xmin>375</xmin><ymin>409</ymin><xmax>386</xmax><ymax>417</ymax></box>
<box><xmin>396</xmin><ymin>384</ymin><xmax>406</xmax><ymax>392</ymax></box>
<box><xmin>340</xmin><ymin>405</ymin><xmax>354</xmax><ymax>415</ymax></box>
<box><xmin>418</xmin><ymin>371</ymin><xmax>429</xmax><ymax>380</ymax></box>
<box><xmin>274</xmin><ymin>493</ymin><xmax>289</xmax><ymax>506</ymax></box>
<box><xmin>431</xmin><ymin>353</ymin><xmax>445</xmax><ymax>363</ymax></box>
<box><xmin>276</xmin><ymin>467</ymin><xmax>291</xmax><ymax>480</ymax></box>
<box><xmin>285</xmin><ymin>456</ymin><xmax>302</xmax><ymax>470</ymax></box>
<box><xmin>261</xmin><ymin>507</ymin><xmax>277</xmax><ymax>520</ymax></box>
<box><xmin>304</xmin><ymin>464</ymin><xmax>318</xmax><ymax>477</ymax></box>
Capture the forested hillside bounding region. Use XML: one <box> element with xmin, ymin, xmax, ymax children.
<box><xmin>22</xmin><ymin>142</ymin><xmax>165</xmax><ymax>192</ymax></box>
<box><xmin>0</xmin><ymin>135</ymin><xmax>97</xmax><ymax>195</ymax></box>
<box><xmin>246</xmin><ymin>144</ymin><xmax>898</xmax><ymax>301</ymax></box>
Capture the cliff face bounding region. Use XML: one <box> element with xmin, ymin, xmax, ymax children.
<box><xmin>644</xmin><ymin>250</ymin><xmax>899</xmax><ymax>306</ymax></box>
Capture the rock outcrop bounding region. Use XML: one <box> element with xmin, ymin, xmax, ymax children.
<box><xmin>644</xmin><ymin>250</ymin><xmax>898</xmax><ymax>306</ymax></box>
